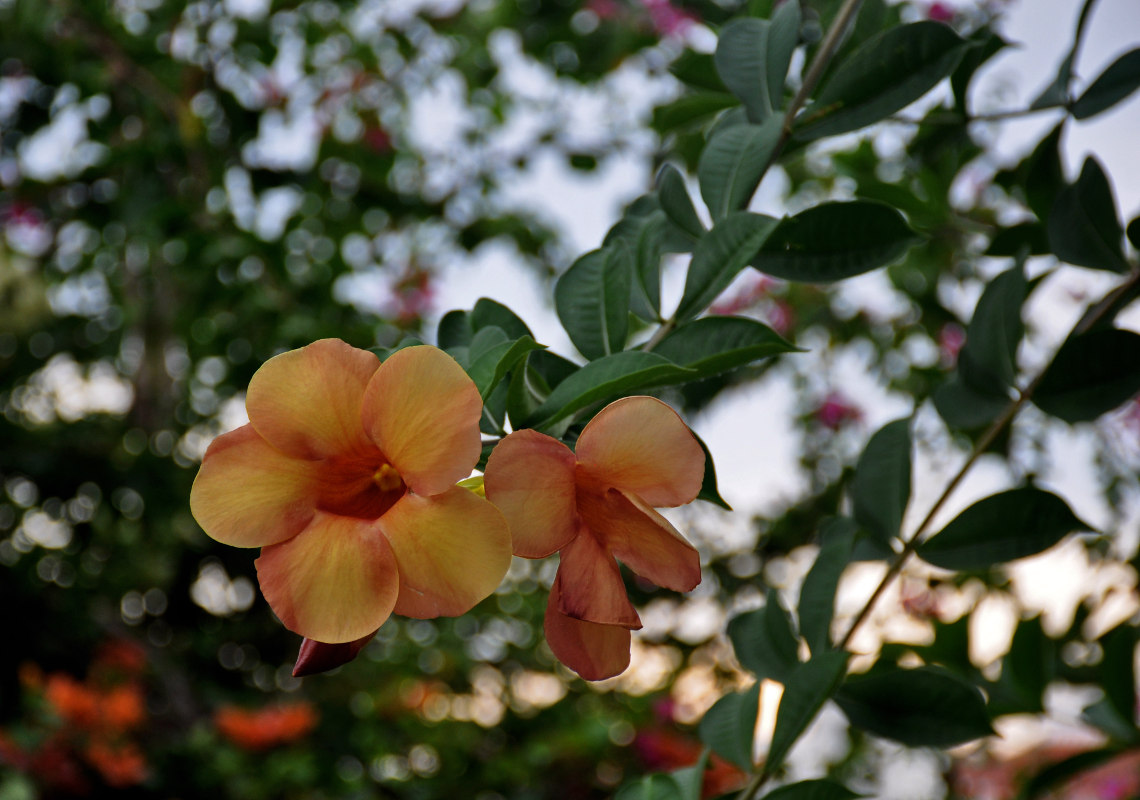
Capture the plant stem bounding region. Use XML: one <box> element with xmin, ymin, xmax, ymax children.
<box><xmin>838</xmin><ymin>266</ymin><xmax>1140</xmax><ymax>652</ymax></box>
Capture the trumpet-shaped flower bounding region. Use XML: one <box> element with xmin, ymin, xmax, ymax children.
<box><xmin>484</xmin><ymin>396</ymin><xmax>704</xmax><ymax>680</ymax></box>
<box><xmin>190</xmin><ymin>339</ymin><xmax>512</xmax><ymax>645</ymax></box>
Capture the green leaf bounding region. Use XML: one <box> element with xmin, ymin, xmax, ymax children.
<box><xmin>471</xmin><ymin>297</ymin><xmax>533</xmax><ymax>340</ymax></box>
<box><xmin>506</xmin><ymin>350</ymin><xmax>580</xmax><ymax>429</ymax></box>
<box><xmin>767</xmin><ymin>0</ymin><xmax>802</xmax><ymax>106</ymax></box>
<box><xmin>1100</xmin><ymin>624</ymin><xmax>1138</xmax><ymax>727</ymax></box>
<box><xmin>437</xmin><ymin>309</ymin><xmax>472</xmax><ymax>349</ymax></box>
<box><xmin>1029</xmin><ymin>0</ymin><xmax>1100</xmax><ymax>109</ymax></box>
<box><xmin>698</xmin><ymin>118</ymin><xmax>783</xmax><ymax>221</ymax></box>
<box><xmin>1035</xmin><ymin>328</ymin><xmax>1140</xmax><ymax>422</ymax></box>
<box><xmin>615</xmin><ymin>774</ymin><xmax>684</xmax><ymax>800</ymax></box>
<box><xmin>715</xmin><ymin>18</ymin><xmax>776</xmax><ymax>122</ymax></box>
<box><xmin>631</xmin><ymin>213</ymin><xmax>665</xmax><ymax>320</ymax></box>
<box><xmin>524</xmin><ymin>351</ymin><xmax>695</xmax><ymax>430</ymax></box>
<box><xmin>652</xmin><ymin>92</ymin><xmax>739</xmax><ymax>134</ymax></box>
<box><xmin>1127</xmin><ymin>216</ymin><xmax>1140</xmax><ymax>250</ymax></box>
<box><xmin>1082</xmin><ymin>697</ymin><xmax>1138</xmax><ymax>743</ymax></box>
<box><xmin>1072</xmin><ymin>48</ymin><xmax>1140</xmax><ymax>119</ymax></box>
<box><xmin>918</xmin><ymin>487</ymin><xmax>1092</xmax><ymax>570</ymax></box>
<box><xmin>676</xmin><ymin>212</ymin><xmax>779</xmax><ymax>322</ymax></box>
<box><xmin>669</xmin><ymin>750</ymin><xmax>709</xmax><ymax>800</ymax></box>
<box><xmin>761</xmin><ymin>780</ymin><xmax>861</xmax><ymax>800</ymax></box>
<box><xmin>728</xmin><ymin>589</ymin><xmax>799</xmax><ymax>682</ymax></box>
<box><xmin>951</xmin><ymin>31</ymin><xmax>1008</xmax><ymax>113</ymax></box>
<box><xmin>986</xmin><ymin>223</ymin><xmax>1050</xmax><ymax>256</ymax></box>
<box><xmin>753</xmin><ymin>202</ymin><xmax>919</xmax><ymax>282</ymax></box>
<box><xmin>1047</xmin><ymin>157</ymin><xmax>1130</xmax><ymax>273</ymax></box>
<box><xmin>467</xmin><ymin>335</ymin><xmax>545</xmax><ymax>402</ymax></box>
<box><xmin>1024</xmin><ymin>123</ymin><xmax>1066</xmax><ymax>223</ymax></box>
<box><xmin>698</xmin><ymin>683</ymin><xmax>759</xmax><ymax>770</ymax></box>
<box><xmin>798</xmin><ymin>519</ymin><xmax>856</xmax><ymax>655</ymax></box>
<box><xmin>766</xmin><ymin>651</ymin><xmax>848</xmax><ymax>772</ymax></box>
<box><xmin>836</xmin><ymin>666</ymin><xmax>993</xmax><ymax>748</ymax></box>
<box><xmin>693</xmin><ymin>431</ymin><xmax>732</xmax><ymax>510</ymax></box>
<box><xmin>670</xmin><ymin>50</ymin><xmax>726</xmax><ymax>93</ymax></box>
<box><xmin>957</xmin><ymin>263</ymin><xmax>1026</xmax><ymax>396</ymax></box>
<box><xmin>989</xmin><ymin>616</ymin><xmax>1053</xmax><ymax>715</ymax></box>
<box><xmin>796</xmin><ymin>22</ymin><xmax>970</xmax><ymax>140</ymax></box>
<box><xmin>554</xmin><ymin>245</ymin><xmax>632</xmax><ymax>360</ymax></box>
<box><xmin>657</xmin><ymin>164</ymin><xmax>706</xmax><ymax>243</ymax></box>
<box><xmin>653</xmin><ymin>316</ymin><xmax>798</xmax><ymax>378</ymax></box>
<box><xmin>932</xmin><ymin>375</ymin><xmax>1009</xmax><ymax>431</ymax></box>
<box><xmin>850</xmin><ymin>418</ymin><xmax>912</xmax><ymax>546</ymax></box>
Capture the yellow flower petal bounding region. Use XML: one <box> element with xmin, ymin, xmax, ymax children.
<box><xmin>255</xmin><ymin>511</ymin><xmax>399</xmax><ymax>644</ymax></box>
<box><xmin>190</xmin><ymin>424</ymin><xmax>318</xmax><ymax>548</ymax></box>
<box><xmin>544</xmin><ymin>575</ymin><xmax>631</xmax><ymax>681</ymax></box>
<box><xmin>381</xmin><ymin>487</ymin><xmax>512</xmax><ymax>618</ymax></box>
<box><xmin>246</xmin><ymin>339</ymin><xmax>379</xmax><ymax>460</ymax></box>
<box><xmin>588</xmin><ymin>488</ymin><xmax>702</xmax><ymax>593</ymax></box>
<box><xmin>484</xmin><ymin>430</ymin><xmax>579</xmax><ymax>558</ymax></box>
<box><xmin>554</xmin><ymin>526</ymin><xmax>641</xmax><ymax>629</ymax></box>
<box><xmin>361</xmin><ymin>346</ymin><xmax>482</xmax><ymax>497</ymax></box>
<box><xmin>575</xmin><ymin>396</ymin><xmax>704</xmax><ymax>507</ymax></box>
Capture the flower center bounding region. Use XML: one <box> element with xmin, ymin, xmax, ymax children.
<box><xmin>372</xmin><ymin>463</ymin><xmax>404</xmax><ymax>492</ymax></box>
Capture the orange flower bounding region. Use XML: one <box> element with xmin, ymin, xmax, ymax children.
<box><xmin>484</xmin><ymin>396</ymin><xmax>704</xmax><ymax>680</ymax></box>
<box><xmin>83</xmin><ymin>740</ymin><xmax>147</xmax><ymax>787</ymax></box>
<box><xmin>190</xmin><ymin>340</ymin><xmax>512</xmax><ymax>644</ymax></box>
<box><xmin>214</xmin><ymin>703</ymin><xmax>318</xmax><ymax>750</ymax></box>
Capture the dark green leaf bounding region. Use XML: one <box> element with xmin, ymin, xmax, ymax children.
<box><xmin>652</xmin><ymin>92</ymin><xmax>739</xmax><ymax>133</ymax></box>
<box><xmin>653</xmin><ymin>316</ymin><xmax>798</xmax><ymax>378</ymax></box>
<box><xmin>1029</xmin><ymin>0</ymin><xmax>1100</xmax><ymax>109</ymax></box>
<box><xmin>836</xmin><ymin>666</ymin><xmax>993</xmax><ymax>747</ymax></box>
<box><xmin>698</xmin><ymin>117</ymin><xmax>782</xmax><ymax>221</ymax></box>
<box><xmin>851</xmin><ymin>418</ymin><xmax>912</xmax><ymax>545</ymax></box>
<box><xmin>554</xmin><ymin>245</ymin><xmax>632</xmax><ymax>360</ymax></box>
<box><xmin>761</xmin><ymin>779</ymin><xmax>861</xmax><ymax>800</ymax></box>
<box><xmin>657</xmin><ymin>164</ymin><xmax>706</xmax><ymax>243</ymax></box>
<box><xmin>1048</xmin><ymin>157</ymin><xmax>1129</xmax><ymax>273</ymax></box>
<box><xmin>693</xmin><ymin>430</ymin><xmax>732</xmax><ymax>510</ymax></box>
<box><xmin>524</xmin><ymin>351</ymin><xmax>695</xmax><ymax>430</ymax></box>
<box><xmin>1035</xmin><ymin>328</ymin><xmax>1140</xmax><ymax>422</ymax></box>
<box><xmin>698</xmin><ymin>683</ymin><xmax>759</xmax><ymax>770</ymax></box>
<box><xmin>1024</xmin><ymin>124</ymin><xmax>1066</xmax><ymax>222</ymax></box>
<box><xmin>990</xmin><ymin>616</ymin><xmax>1053</xmax><ymax>715</ymax></box>
<box><xmin>767</xmin><ymin>0</ymin><xmax>802</xmax><ymax>107</ymax></box>
<box><xmin>958</xmin><ymin>263</ymin><xmax>1026</xmax><ymax>396</ymax></box>
<box><xmin>471</xmin><ymin>297</ymin><xmax>533</xmax><ymax>339</ymax></box>
<box><xmin>467</xmin><ymin>335</ymin><xmax>545</xmax><ymax>401</ymax></box>
<box><xmin>615</xmin><ymin>774</ymin><xmax>684</xmax><ymax>800</ymax></box>
<box><xmin>753</xmin><ymin>202</ymin><xmax>919</xmax><ymax>282</ymax></box>
<box><xmin>932</xmin><ymin>374</ymin><xmax>1009</xmax><ymax>430</ymax></box>
<box><xmin>631</xmin><ymin>212</ymin><xmax>665</xmax><ymax>320</ymax></box>
<box><xmin>437</xmin><ymin>309</ymin><xmax>472</xmax><ymax>349</ymax></box>
<box><xmin>799</xmin><ymin>519</ymin><xmax>856</xmax><ymax>655</ymax></box>
<box><xmin>1082</xmin><ymin>697</ymin><xmax>1138</xmax><ymax>743</ymax></box>
<box><xmin>670</xmin><ymin>50</ymin><xmax>726</xmax><ymax>92</ymax></box>
<box><xmin>918</xmin><ymin>487</ymin><xmax>1092</xmax><ymax>570</ymax></box>
<box><xmin>715</xmin><ymin>18</ymin><xmax>775</xmax><ymax>122</ymax></box>
<box><xmin>506</xmin><ymin>350</ymin><xmax>581</xmax><ymax>430</ymax></box>
<box><xmin>676</xmin><ymin>212</ymin><xmax>778</xmax><ymax>321</ymax></box>
<box><xmin>986</xmin><ymin>223</ymin><xmax>1050</xmax><ymax>256</ymax></box>
<box><xmin>669</xmin><ymin>750</ymin><xmax>708</xmax><ymax>800</ymax></box>
<box><xmin>1127</xmin><ymin>216</ymin><xmax>1140</xmax><ymax>250</ymax></box>
<box><xmin>1072</xmin><ymin>48</ymin><xmax>1140</xmax><ymax>119</ymax></box>
<box><xmin>951</xmin><ymin>32</ymin><xmax>1008</xmax><ymax>113</ymax></box>
<box><xmin>1100</xmin><ymin>624</ymin><xmax>1137</xmax><ymax>728</ymax></box>
<box><xmin>728</xmin><ymin>589</ymin><xmax>799</xmax><ymax>682</ymax></box>
<box><xmin>767</xmin><ymin>652</ymin><xmax>848</xmax><ymax>771</ymax></box>
<box><xmin>796</xmin><ymin>22</ymin><xmax>970</xmax><ymax>140</ymax></box>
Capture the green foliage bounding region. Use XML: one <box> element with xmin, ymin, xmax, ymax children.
<box><xmin>917</xmin><ymin>487</ymin><xmax>1091</xmax><ymax>570</ymax></box>
<box><xmin>836</xmin><ymin>666</ymin><xmax>993</xmax><ymax>747</ymax></box>
<box><xmin>699</xmin><ymin>683</ymin><xmax>761</xmax><ymax>770</ymax></box>
<box><xmin>1047</xmin><ymin>157</ymin><xmax>1131</xmax><ymax>273</ymax></box>
<box><xmin>1034</xmin><ymin>328</ymin><xmax>1140</xmax><ymax>422</ymax></box>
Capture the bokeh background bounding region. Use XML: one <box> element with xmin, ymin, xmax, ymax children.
<box><xmin>2</xmin><ymin>0</ymin><xmax>1139</xmax><ymax>797</ymax></box>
